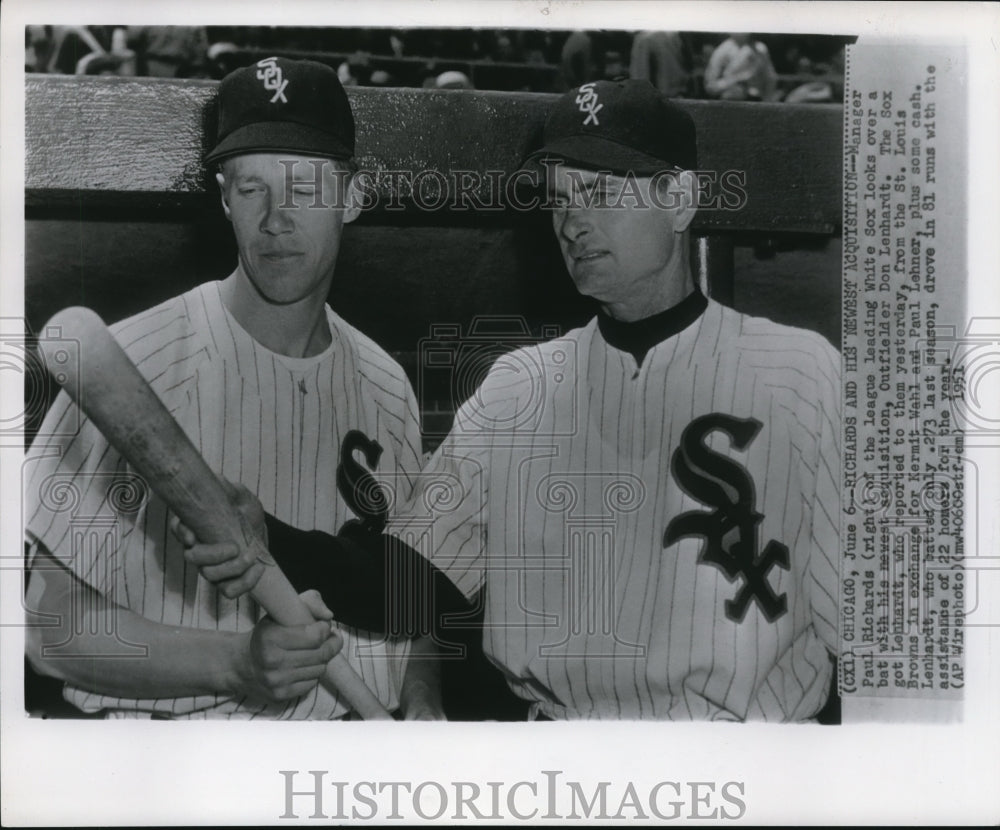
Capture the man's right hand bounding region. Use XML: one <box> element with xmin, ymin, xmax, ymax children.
<box><xmin>232</xmin><ymin>589</ymin><xmax>343</xmax><ymax>704</ymax></box>
<box><xmin>170</xmin><ymin>479</ymin><xmax>267</xmax><ymax>599</ymax></box>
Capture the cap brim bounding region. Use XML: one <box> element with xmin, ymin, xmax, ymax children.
<box><xmin>205</xmin><ymin>121</ymin><xmax>353</xmax><ymax>165</ymax></box>
<box><xmin>518</xmin><ymin>134</ymin><xmax>685</xmax><ymax>179</ymax></box>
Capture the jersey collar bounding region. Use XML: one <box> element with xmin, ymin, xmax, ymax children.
<box><xmin>596</xmin><ymin>288</ymin><xmax>708</xmax><ymax>367</ymax></box>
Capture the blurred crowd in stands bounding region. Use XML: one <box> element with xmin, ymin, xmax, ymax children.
<box><xmin>25</xmin><ymin>26</ymin><xmax>851</xmax><ymax>102</ymax></box>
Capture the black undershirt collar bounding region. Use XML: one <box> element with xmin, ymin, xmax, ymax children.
<box><xmin>597</xmin><ymin>289</ymin><xmax>708</xmax><ymax>367</ymax></box>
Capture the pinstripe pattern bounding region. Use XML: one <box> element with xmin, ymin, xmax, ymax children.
<box><xmin>388</xmin><ymin>298</ymin><xmax>840</xmax><ymax>720</ymax></box>
<box><xmin>25</xmin><ymin>281</ymin><xmax>423</xmax><ymax>719</ymax></box>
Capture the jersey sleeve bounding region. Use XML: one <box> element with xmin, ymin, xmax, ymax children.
<box><xmin>24</xmin><ymin>390</ymin><xmax>136</xmax><ymax>595</ymax></box>
<box><xmin>24</xmin><ymin>298</ymin><xmax>204</xmax><ymax>593</ymax></box>
<box><xmin>806</xmin><ymin>338</ymin><xmax>842</xmax><ymax>655</ymax></box>
<box><xmin>385</xmin><ymin>395</ymin><xmax>492</xmax><ymax>603</ymax></box>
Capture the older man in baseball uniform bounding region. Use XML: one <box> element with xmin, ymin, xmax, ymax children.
<box><xmin>183</xmin><ymin>79</ymin><xmax>841</xmax><ymax>721</ymax></box>
<box><xmin>24</xmin><ymin>57</ymin><xmax>441</xmax><ymax>720</ymax></box>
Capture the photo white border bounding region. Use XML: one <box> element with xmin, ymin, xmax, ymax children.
<box><xmin>2</xmin><ymin>1</ymin><xmax>998</xmax><ymax>824</ymax></box>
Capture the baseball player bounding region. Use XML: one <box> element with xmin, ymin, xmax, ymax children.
<box><xmin>24</xmin><ymin>57</ymin><xmax>441</xmax><ymax>720</ymax></box>
<box><xmin>182</xmin><ymin>80</ymin><xmax>841</xmax><ymax>721</ymax></box>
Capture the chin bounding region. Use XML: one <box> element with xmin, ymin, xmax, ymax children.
<box><xmin>568</xmin><ymin>268</ymin><xmax>606</xmax><ymax>298</ymax></box>
<box><xmin>248</xmin><ymin>279</ymin><xmax>309</xmax><ymax>306</ymax></box>
<box><xmin>261</xmin><ymin>293</ymin><xmax>303</xmax><ymax>306</ymax></box>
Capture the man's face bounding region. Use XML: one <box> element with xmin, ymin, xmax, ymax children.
<box><xmin>217</xmin><ymin>153</ymin><xmax>359</xmax><ymax>306</ymax></box>
<box><xmin>549</xmin><ymin>164</ymin><xmax>691</xmax><ymax>309</ymax></box>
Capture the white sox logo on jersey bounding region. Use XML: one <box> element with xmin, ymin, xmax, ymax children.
<box><xmin>256</xmin><ymin>57</ymin><xmax>289</xmax><ymax>103</ymax></box>
<box><xmin>336</xmin><ymin>430</ymin><xmax>389</xmax><ymax>533</ymax></box>
<box><xmin>575</xmin><ymin>82</ymin><xmax>603</xmax><ymax>126</ymax></box>
<box><xmin>663</xmin><ymin>413</ymin><xmax>790</xmax><ymax>624</ymax></box>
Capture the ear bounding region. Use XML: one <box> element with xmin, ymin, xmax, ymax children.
<box><xmin>215</xmin><ymin>171</ymin><xmax>232</xmax><ymax>221</ymax></box>
<box><xmin>342</xmin><ymin>172</ymin><xmax>367</xmax><ymax>225</ymax></box>
<box><xmin>665</xmin><ymin>170</ymin><xmax>698</xmax><ymax>233</ymax></box>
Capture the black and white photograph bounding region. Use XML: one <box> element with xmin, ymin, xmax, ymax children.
<box><xmin>2</xmin><ymin>0</ymin><xmax>998</xmax><ymax>824</ymax></box>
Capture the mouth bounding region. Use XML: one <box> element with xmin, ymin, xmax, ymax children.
<box><xmin>259</xmin><ymin>251</ymin><xmax>303</xmax><ymax>261</ymax></box>
<box><xmin>573</xmin><ymin>250</ymin><xmax>609</xmax><ymax>263</ymax></box>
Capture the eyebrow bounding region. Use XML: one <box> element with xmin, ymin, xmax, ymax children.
<box><xmin>548</xmin><ymin>179</ymin><xmax>618</xmax><ymax>199</ymax></box>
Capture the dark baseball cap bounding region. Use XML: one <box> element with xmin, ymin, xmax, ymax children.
<box><xmin>205</xmin><ymin>57</ymin><xmax>355</xmax><ymax>165</ymax></box>
<box><xmin>521</xmin><ymin>79</ymin><xmax>697</xmax><ymax>176</ymax></box>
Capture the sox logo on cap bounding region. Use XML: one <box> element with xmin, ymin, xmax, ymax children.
<box><xmin>520</xmin><ymin>80</ymin><xmax>698</xmax><ymax>176</ymax></box>
<box><xmin>575</xmin><ymin>82</ymin><xmax>602</xmax><ymax>126</ymax></box>
<box><xmin>256</xmin><ymin>57</ymin><xmax>289</xmax><ymax>104</ymax></box>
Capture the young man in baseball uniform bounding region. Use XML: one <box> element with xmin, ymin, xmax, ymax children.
<box><xmin>183</xmin><ymin>80</ymin><xmax>841</xmax><ymax>721</ymax></box>
<box><xmin>24</xmin><ymin>58</ymin><xmax>441</xmax><ymax>720</ymax></box>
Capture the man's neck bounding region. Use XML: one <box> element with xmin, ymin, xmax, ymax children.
<box><xmin>600</xmin><ymin>266</ymin><xmax>697</xmax><ymax>323</ymax></box>
<box><xmin>597</xmin><ymin>285</ymin><xmax>707</xmax><ymax>367</ymax></box>
<box><xmin>220</xmin><ymin>271</ymin><xmax>332</xmax><ymax>358</ymax></box>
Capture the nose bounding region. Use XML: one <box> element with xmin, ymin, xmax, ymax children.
<box><xmin>555</xmin><ymin>205</ymin><xmax>590</xmax><ymax>242</ymax></box>
<box><xmin>260</xmin><ymin>190</ymin><xmax>294</xmax><ymax>235</ymax></box>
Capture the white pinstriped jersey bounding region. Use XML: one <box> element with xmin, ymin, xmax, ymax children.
<box><xmin>25</xmin><ymin>281</ymin><xmax>423</xmax><ymax>719</ymax></box>
<box><xmin>389</xmin><ymin>297</ymin><xmax>840</xmax><ymax>720</ymax></box>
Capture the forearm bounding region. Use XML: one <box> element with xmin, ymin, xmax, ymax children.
<box><xmin>760</xmin><ymin>64</ymin><xmax>779</xmax><ymax>101</ymax></box>
<box><xmin>703</xmin><ymin>75</ymin><xmax>724</xmax><ymax>95</ymax></box>
<box><xmin>703</xmin><ymin>53</ymin><xmax>728</xmax><ymax>94</ymax></box>
<box><xmin>26</xmin><ymin>549</ymin><xmax>244</xmax><ymax>700</ymax></box>
<box><xmin>707</xmin><ymin>71</ymin><xmax>747</xmax><ymax>94</ymax></box>
<box><xmin>399</xmin><ymin>636</ymin><xmax>444</xmax><ymax>720</ymax></box>
<box><xmin>263</xmin><ymin>514</ymin><xmax>472</xmax><ymax>641</ymax></box>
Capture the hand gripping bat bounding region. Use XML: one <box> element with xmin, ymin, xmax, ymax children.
<box><xmin>39</xmin><ymin>306</ymin><xmax>393</xmax><ymax>720</ymax></box>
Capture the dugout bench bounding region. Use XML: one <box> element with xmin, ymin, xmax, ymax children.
<box><xmin>25</xmin><ymin>74</ymin><xmax>842</xmax><ymax>434</ymax></box>
<box><xmin>23</xmin><ymin>75</ymin><xmax>843</xmax><ymax>720</ymax></box>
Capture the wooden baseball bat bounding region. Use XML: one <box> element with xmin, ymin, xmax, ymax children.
<box><xmin>39</xmin><ymin>306</ymin><xmax>392</xmax><ymax>720</ymax></box>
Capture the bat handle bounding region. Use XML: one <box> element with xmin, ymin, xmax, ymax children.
<box><xmin>252</xmin><ymin>560</ymin><xmax>394</xmax><ymax>721</ymax></box>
